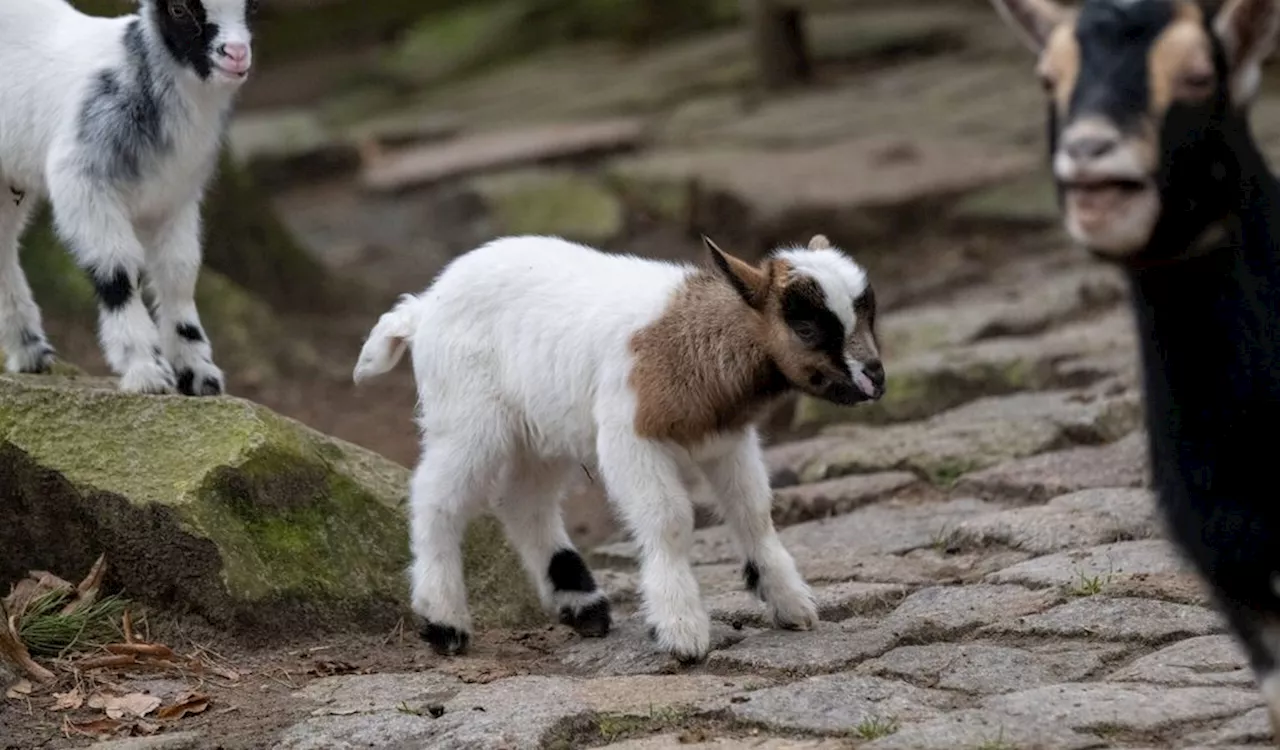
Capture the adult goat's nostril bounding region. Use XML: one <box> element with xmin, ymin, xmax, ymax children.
<box><xmin>1065</xmin><ymin>136</ymin><xmax>1117</xmax><ymax>161</ymax></box>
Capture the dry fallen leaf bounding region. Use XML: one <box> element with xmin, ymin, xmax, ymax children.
<box><xmin>64</xmin><ymin>716</ymin><xmax>123</xmax><ymax>738</ymax></box>
<box><xmin>156</xmin><ymin>691</ymin><xmax>210</xmax><ymax>721</ymax></box>
<box><xmin>5</xmin><ymin>679</ymin><xmax>32</xmax><ymax>699</ymax></box>
<box><xmin>101</xmin><ymin>692</ymin><xmax>162</xmax><ymax>720</ymax></box>
<box><xmin>51</xmin><ymin>688</ymin><xmax>84</xmax><ymax>711</ymax></box>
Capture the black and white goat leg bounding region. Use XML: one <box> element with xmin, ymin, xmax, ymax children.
<box><xmin>51</xmin><ymin>175</ymin><xmax>174</xmax><ymax>394</ymax></box>
<box><xmin>489</xmin><ymin>459</ymin><xmax>611</xmax><ymax>638</ymax></box>
<box><xmin>0</xmin><ymin>196</ymin><xmax>54</xmax><ymax>374</ymax></box>
<box><xmin>143</xmin><ymin>202</ymin><xmax>223</xmax><ymax>396</ymax></box>
<box><xmin>701</xmin><ymin>429</ymin><xmax>817</xmax><ymax>631</ymax></box>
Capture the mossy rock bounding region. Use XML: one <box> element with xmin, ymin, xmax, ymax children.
<box><xmin>471</xmin><ymin>169</ymin><xmax>625</xmax><ymax>245</ymax></box>
<box><xmin>0</xmin><ymin>376</ymin><xmax>541</xmax><ymax>636</ymax></box>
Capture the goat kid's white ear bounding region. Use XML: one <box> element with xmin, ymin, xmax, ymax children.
<box><xmin>704</xmin><ymin>235</ymin><xmax>770</xmax><ymax>309</ymax></box>
<box><xmin>1214</xmin><ymin>0</ymin><xmax>1280</xmax><ymax>106</ymax></box>
<box><xmin>989</xmin><ymin>0</ymin><xmax>1067</xmax><ymax>54</ymax></box>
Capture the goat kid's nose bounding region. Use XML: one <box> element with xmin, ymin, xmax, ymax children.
<box><xmin>863</xmin><ymin>359</ymin><xmax>885</xmax><ymax>387</ymax></box>
<box><xmin>1065</xmin><ymin>136</ymin><xmax>1117</xmax><ymax>162</ymax></box>
<box><xmin>218</xmin><ymin>42</ymin><xmax>250</xmax><ymax>63</ymax></box>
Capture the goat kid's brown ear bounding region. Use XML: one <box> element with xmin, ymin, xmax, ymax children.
<box><xmin>1214</xmin><ymin>0</ymin><xmax>1280</xmax><ymax>106</ymax></box>
<box><xmin>704</xmin><ymin>235</ymin><xmax>771</xmax><ymax>309</ymax></box>
<box><xmin>989</xmin><ymin>0</ymin><xmax>1067</xmax><ymax>54</ymax></box>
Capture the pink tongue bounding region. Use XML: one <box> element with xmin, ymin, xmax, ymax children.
<box><xmin>854</xmin><ymin>371</ymin><xmax>877</xmax><ymax>397</ymax></box>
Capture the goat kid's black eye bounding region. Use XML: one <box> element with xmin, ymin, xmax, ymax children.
<box><xmin>169</xmin><ymin>2</ymin><xmax>190</xmax><ymax>21</ymax></box>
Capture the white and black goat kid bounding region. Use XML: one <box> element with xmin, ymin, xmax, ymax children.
<box><xmin>992</xmin><ymin>0</ymin><xmax>1280</xmax><ymax>737</ymax></box>
<box><xmin>353</xmin><ymin>234</ymin><xmax>886</xmax><ymax>662</ymax></box>
<box><xmin>0</xmin><ymin>0</ymin><xmax>258</xmax><ymax>393</ymax></box>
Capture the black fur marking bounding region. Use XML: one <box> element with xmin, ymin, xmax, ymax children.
<box><xmin>548</xmin><ymin>549</ymin><xmax>597</xmax><ymax>593</ymax></box>
<box><xmin>781</xmin><ymin>283</ymin><xmax>847</xmax><ymax>366</ymax></box>
<box><xmin>559</xmin><ymin>598</ymin><xmax>611</xmax><ymax>638</ymax></box>
<box><xmin>1070</xmin><ymin>0</ymin><xmax>1173</xmax><ymax>130</ymax></box>
<box><xmin>9</xmin><ymin>187</ymin><xmax>23</xmax><ymax>206</ymax></box>
<box><xmin>176</xmin><ymin>368</ymin><xmax>195</xmax><ymax>395</ymax></box>
<box><xmin>92</xmin><ymin>267</ymin><xmax>134</xmax><ymax>312</ymax></box>
<box><xmin>200</xmin><ymin>375</ymin><xmax>222</xmax><ymax>395</ymax></box>
<box><xmin>743</xmin><ymin>561</ymin><xmax>763</xmax><ymax>599</ymax></box>
<box><xmin>78</xmin><ymin>21</ymin><xmax>170</xmax><ymax>182</ymax></box>
<box><xmin>419</xmin><ymin>621</ymin><xmax>470</xmax><ymax>656</ymax></box>
<box><xmin>151</xmin><ymin>0</ymin><xmax>218</xmax><ymax>80</ymax></box>
<box><xmin>176</xmin><ymin>323</ymin><xmax>205</xmax><ymax>342</ymax></box>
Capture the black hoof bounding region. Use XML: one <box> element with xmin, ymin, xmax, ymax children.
<box><xmin>419</xmin><ymin>621</ymin><xmax>470</xmax><ymax>656</ymax></box>
<box><xmin>560</xmin><ymin>598</ymin><xmax>611</xmax><ymax>638</ymax></box>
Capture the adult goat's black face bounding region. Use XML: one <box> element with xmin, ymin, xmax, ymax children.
<box><xmin>990</xmin><ymin>0</ymin><xmax>1280</xmax><ymax>261</ymax></box>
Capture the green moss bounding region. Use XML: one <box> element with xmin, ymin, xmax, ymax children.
<box><xmin>0</xmin><ymin>375</ymin><xmax>540</xmax><ymax>630</ymax></box>
<box><xmin>383</xmin><ymin>2</ymin><xmax>532</xmax><ymax>87</ymax></box>
<box><xmin>472</xmin><ymin>169</ymin><xmax>625</xmax><ymax>245</ymax></box>
<box><xmin>203</xmin><ymin>150</ymin><xmax>354</xmax><ymax>314</ymax></box>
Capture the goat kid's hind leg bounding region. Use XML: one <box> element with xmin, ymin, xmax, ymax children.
<box><xmin>409</xmin><ymin>436</ymin><xmax>499</xmax><ymax>656</ymax></box>
<box><xmin>598</xmin><ymin>426</ymin><xmax>709</xmax><ymax>663</ymax></box>
<box><xmin>490</xmin><ymin>459</ymin><xmax>610</xmax><ymax>637</ymax></box>
<box><xmin>702</xmin><ymin>430</ymin><xmax>817</xmax><ymax>631</ymax></box>
<box><xmin>142</xmin><ymin>203</ymin><xmax>223</xmax><ymax>396</ymax></box>
<box><xmin>0</xmin><ymin>195</ymin><xmax>55</xmax><ymax>373</ymax></box>
<box><xmin>49</xmin><ymin>177</ymin><xmax>172</xmax><ymax>393</ymax></box>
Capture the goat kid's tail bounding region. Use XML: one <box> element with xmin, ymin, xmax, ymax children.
<box><xmin>353</xmin><ymin>294</ymin><xmax>423</xmax><ymax>384</ymax></box>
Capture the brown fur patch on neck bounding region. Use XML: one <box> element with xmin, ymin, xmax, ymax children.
<box><xmin>629</xmin><ymin>270</ymin><xmax>789</xmax><ymax>445</ymax></box>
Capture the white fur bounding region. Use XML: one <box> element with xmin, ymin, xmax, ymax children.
<box><xmin>0</xmin><ymin>0</ymin><xmax>252</xmax><ymax>392</ymax></box>
<box><xmin>355</xmin><ymin>235</ymin><xmax>835</xmax><ymax>661</ymax></box>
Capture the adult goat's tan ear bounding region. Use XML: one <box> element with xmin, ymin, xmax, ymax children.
<box><xmin>990</xmin><ymin>0</ymin><xmax>1068</xmax><ymax>54</ymax></box>
<box><xmin>1214</xmin><ymin>0</ymin><xmax>1280</xmax><ymax>106</ymax></box>
<box><xmin>704</xmin><ymin>235</ymin><xmax>770</xmax><ymax>309</ymax></box>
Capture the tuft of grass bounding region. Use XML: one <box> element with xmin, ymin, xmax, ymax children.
<box><xmin>596</xmin><ymin>706</ymin><xmax>689</xmax><ymax>743</ymax></box>
<box><xmin>1066</xmin><ymin>568</ymin><xmax>1113</xmax><ymax>597</ymax></box>
<box><xmin>930</xmin><ymin>524</ymin><xmax>960</xmax><ymax>554</ymax></box>
<box><xmin>853</xmin><ymin>715</ymin><xmax>900</xmax><ymax>739</ymax></box>
<box><xmin>17</xmin><ymin>590</ymin><xmax>127</xmax><ymax>658</ymax></box>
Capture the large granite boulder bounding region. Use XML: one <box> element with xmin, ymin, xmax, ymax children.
<box><xmin>0</xmin><ymin>375</ymin><xmax>539</xmax><ymax>638</ymax></box>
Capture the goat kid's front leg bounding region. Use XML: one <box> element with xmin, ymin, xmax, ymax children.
<box><xmin>143</xmin><ymin>203</ymin><xmax>223</xmax><ymax>396</ymax></box>
<box><xmin>597</xmin><ymin>425</ymin><xmax>709</xmax><ymax>663</ymax></box>
<box><xmin>50</xmin><ymin>178</ymin><xmax>172</xmax><ymax>393</ymax></box>
<box><xmin>702</xmin><ymin>430</ymin><xmax>817</xmax><ymax>631</ymax></box>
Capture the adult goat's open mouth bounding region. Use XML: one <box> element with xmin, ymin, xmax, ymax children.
<box><xmin>1063</xmin><ymin>176</ymin><xmax>1154</xmax><ymax>230</ymax></box>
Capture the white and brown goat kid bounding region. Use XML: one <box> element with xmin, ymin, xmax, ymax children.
<box><xmin>353</xmin><ymin>233</ymin><xmax>885</xmax><ymax>662</ymax></box>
